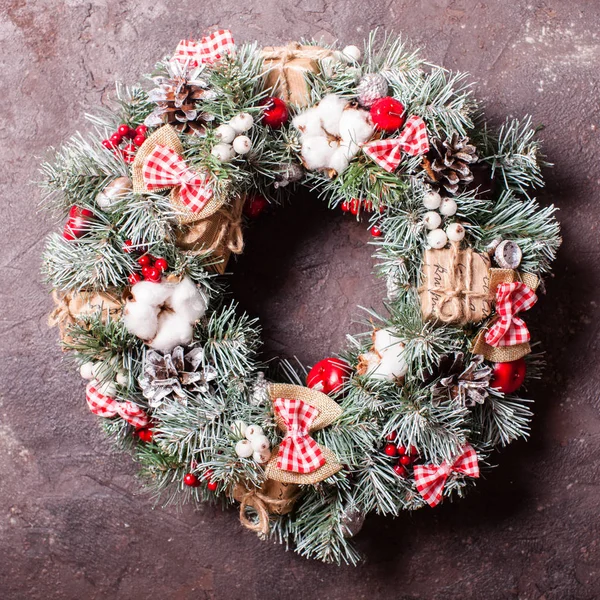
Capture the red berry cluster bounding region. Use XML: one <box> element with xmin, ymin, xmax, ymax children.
<box><xmin>383</xmin><ymin>432</ymin><xmax>419</xmax><ymax>477</ymax></box>
<box><xmin>102</xmin><ymin>124</ymin><xmax>148</xmax><ymax>163</ymax></box>
<box><xmin>340</xmin><ymin>199</ymin><xmax>385</xmax><ymax>237</ymax></box>
<box><xmin>124</xmin><ymin>241</ymin><xmax>168</xmax><ymax>285</ymax></box>
<box><xmin>63</xmin><ymin>205</ymin><xmax>94</xmax><ymax>240</ymax></box>
<box><xmin>183</xmin><ymin>469</ymin><xmax>218</xmax><ymax>491</ymax></box>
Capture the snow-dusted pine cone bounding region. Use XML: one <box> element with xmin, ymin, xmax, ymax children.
<box><xmin>356</xmin><ymin>73</ymin><xmax>389</xmax><ymax>107</ymax></box>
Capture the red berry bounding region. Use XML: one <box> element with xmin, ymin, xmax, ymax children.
<box><xmin>101</xmin><ymin>139</ymin><xmax>113</xmax><ymax>149</ymax></box>
<box><xmin>243</xmin><ymin>195</ymin><xmax>268</xmax><ymax>218</ymax></box>
<box><xmin>133</xmin><ymin>134</ymin><xmax>146</xmax><ymax>147</ymax></box>
<box><xmin>137</xmin><ymin>255</ymin><xmax>152</xmax><ymax>267</ymax></box>
<box><xmin>370</xmin><ymin>226</ymin><xmax>382</xmax><ymax>237</ymax></box>
<box><xmin>491</xmin><ymin>358</ymin><xmax>527</xmax><ymax>394</ymax></box>
<box><xmin>203</xmin><ymin>469</ymin><xmax>214</xmax><ymax>480</ymax></box>
<box><xmin>137</xmin><ymin>427</ymin><xmax>154</xmax><ymax>443</ymax></box>
<box><xmin>110</xmin><ymin>132</ymin><xmax>123</xmax><ymax>145</ymax></box>
<box><xmin>128</xmin><ymin>273</ymin><xmax>142</xmax><ymax>285</ymax></box>
<box><xmin>370</xmin><ymin>97</ymin><xmax>406</xmax><ymax>132</ymax></box>
<box><xmin>135</xmin><ymin>124</ymin><xmax>148</xmax><ymax>136</ymax></box>
<box><xmin>341</xmin><ymin>200</ymin><xmax>350</xmax><ymax>212</ymax></box>
<box><xmin>363</xmin><ymin>200</ymin><xmax>373</xmax><ymax>212</ymax></box>
<box><xmin>349</xmin><ymin>198</ymin><xmax>360</xmax><ymax>215</ymax></box>
<box><xmin>183</xmin><ymin>473</ymin><xmax>200</xmax><ymax>487</ymax></box>
<box><xmin>260</xmin><ymin>97</ymin><xmax>289</xmax><ymax>129</ymax></box>
<box><xmin>397</xmin><ymin>445</ymin><xmax>407</xmax><ymax>455</ymax></box>
<box><xmin>207</xmin><ymin>480</ymin><xmax>218</xmax><ymax>492</ymax></box>
<box><xmin>117</xmin><ymin>124</ymin><xmax>131</xmax><ymax>137</ymax></box>
<box><xmin>306</xmin><ymin>358</ymin><xmax>352</xmax><ymax>395</ymax></box>
<box><xmin>123</xmin><ymin>239</ymin><xmax>133</xmax><ymax>253</ymax></box>
<box><xmin>141</xmin><ymin>266</ymin><xmax>152</xmax><ymax>277</ymax></box>
<box><xmin>409</xmin><ymin>445</ymin><xmax>419</xmax><ymax>457</ymax></box>
<box><xmin>385</xmin><ymin>432</ymin><xmax>397</xmax><ymax>442</ymax></box>
<box><xmin>399</xmin><ymin>455</ymin><xmax>412</xmax><ymax>466</ymax></box>
<box><xmin>393</xmin><ymin>464</ymin><xmax>407</xmax><ymax>477</ymax></box>
<box><xmin>145</xmin><ymin>267</ymin><xmax>161</xmax><ymax>282</ymax></box>
<box><xmin>154</xmin><ymin>258</ymin><xmax>168</xmax><ymax>271</ymax></box>
<box><xmin>384</xmin><ymin>443</ymin><xmax>398</xmax><ymax>457</ymax></box>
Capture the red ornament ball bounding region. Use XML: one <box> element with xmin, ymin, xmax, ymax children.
<box><xmin>207</xmin><ymin>480</ymin><xmax>218</xmax><ymax>492</ymax></box>
<box><xmin>183</xmin><ymin>473</ymin><xmax>201</xmax><ymax>487</ymax></box>
<box><xmin>491</xmin><ymin>358</ymin><xmax>527</xmax><ymax>394</ymax></box>
<box><xmin>370</xmin><ymin>97</ymin><xmax>406</xmax><ymax>132</ymax></box>
<box><xmin>145</xmin><ymin>267</ymin><xmax>161</xmax><ymax>282</ymax></box>
<box><xmin>306</xmin><ymin>357</ymin><xmax>352</xmax><ymax>395</ymax></box>
<box><xmin>101</xmin><ymin>139</ymin><xmax>113</xmax><ymax>149</ymax></box>
<box><xmin>135</xmin><ymin>124</ymin><xmax>148</xmax><ymax>136</ymax></box>
<box><xmin>243</xmin><ymin>195</ymin><xmax>269</xmax><ymax>218</ymax></box>
<box><xmin>393</xmin><ymin>464</ymin><xmax>407</xmax><ymax>477</ymax></box>
<box><xmin>384</xmin><ymin>443</ymin><xmax>398</xmax><ymax>457</ymax></box>
<box><xmin>370</xmin><ymin>225</ymin><xmax>382</xmax><ymax>237</ymax></box>
<box><xmin>63</xmin><ymin>206</ymin><xmax>94</xmax><ymax>240</ymax></box>
<box><xmin>260</xmin><ymin>97</ymin><xmax>289</xmax><ymax>128</ymax></box>
<box><xmin>123</xmin><ymin>239</ymin><xmax>134</xmax><ymax>253</ymax></box>
<box><xmin>110</xmin><ymin>132</ymin><xmax>123</xmax><ymax>146</ymax></box>
<box><xmin>154</xmin><ymin>257</ymin><xmax>168</xmax><ymax>271</ymax></box>
<box><xmin>396</xmin><ymin>445</ymin><xmax>407</xmax><ymax>455</ymax></box>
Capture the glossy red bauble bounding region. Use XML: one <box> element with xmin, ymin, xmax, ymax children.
<box><xmin>341</xmin><ymin>200</ymin><xmax>350</xmax><ymax>212</ymax></box>
<box><xmin>137</xmin><ymin>255</ymin><xmax>152</xmax><ymax>267</ymax></box>
<box><xmin>133</xmin><ymin>134</ymin><xmax>146</xmax><ymax>147</ymax></box>
<box><xmin>145</xmin><ymin>267</ymin><xmax>161</xmax><ymax>282</ymax></box>
<box><xmin>306</xmin><ymin>357</ymin><xmax>352</xmax><ymax>395</ymax></box>
<box><xmin>385</xmin><ymin>431</ymin><xmax>397</xmax><ymax>442</ymax></box>
<box><xmin>396</xmin><ymin>445</ymin><xmax>407</xmax><ymax>455</ymax></box>
<box><xmin>110</xmin><ymin>132</ymin><xmax>123</xmax><ymax>146</ymax></box>
<box><xmin>123</xmin><ymin>239</ymin><xmax>134</xmax><ymax>253</ymax></box>
<box><xmin>384</xmin><ymin>443</ymin><xmax>398</xmax><ymax>457</ymax></box>
<box><xmin>135</xmin><ymin>124</ymin><xmax>148</xmax><ymax>136</ymax></box>
<box><xmin>117</xmin><ymin>124</ymin><xmax>131</xmax><ymax>137</ymax></box>
<box><xmin>101</xmin><ymin>139</ymin><xmax>113</xmax><ymax>149</ymax></box>
<box><xmin>491</xmin><ymin>358</ymin><xmax>527</xmax><ymax>394</ymax></box>
<box><xmin>260</xmin><ymin>97</ymin><xmax>289</xmax><ymax>128</ymax></box>
<box><xmin>243</xmin><ymin>195</ymin><xmax>269</xmax><ymax>218</ymax></box>
<box><xmin>63</xmin><ymin>206</ymin><xmax>94</xmax><ymax>240</ymax></box>
<box><xmin>183</xmin><ymin>473</ymin><xmax>201</xmax><ymax>487</ymax></box>
<box><xmin>370</xmin><ymin>97</ymin><xmax>406</xmax><ymax>132</ymax></box>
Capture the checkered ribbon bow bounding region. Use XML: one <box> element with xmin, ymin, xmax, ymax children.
<box><xmin>142</xmin><ymin>145</ymin><xmax>213</xmax><ymax>213</ymax></box>
<box><xmin>363</xmin><ymin>115</ymin><xmax>429</xmax><ymax>173</ymax></box>
<box><xmin>172</xmin><ymin>30</ymin><xmax>235</xmax><ymax>67</ymax></box>
<box><xmin>273</xmin><ymin>397</ymin><xmax>326</xmax><ymax>474</ymax></box>
<box><xmin>485</xmin><ymin>282</ymin><xmax>537</xmax><ymax>347</ymax></box>
<box><xmin>413</xmin><ymin>444</ymin><xmax>479</xmax><ymax>507</ymax></box>
<box><xmin>86</xmin><ymin>381</ymin><xmax>149</xmax><ymax>429</ymax></box>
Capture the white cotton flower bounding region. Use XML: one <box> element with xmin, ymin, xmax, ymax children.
<box><xmin>169</xmin><ymin>276</ymin><xmax>208</xmax><ymax>323</ymax></box>
<box><xmin>301</xmin><ymin>135</ymin><xmax>339</xmax><ymax>170</ymax></box>
<box><xmin>315</xmin><ymin>94</ymin><xmax>348</xmax><ymax>136</ymax></box>
<box><xmin>339</xmin><ymin>107</ymin><xmax>375</xmax><ymax>145</ymax></box>
<box><xmin>130</xmin><ymin>280</ymin><xmax>173</xmax><ymax>307</ymax></box>
<box><xmin>292</xmin><ymin>108</ymin><xmax>323</xmax><ymax>137</ymax></box>
<box><xmin>150</xmin><ymin>312</ymin><xmax>195</xmax><ymax>353</ymax></box>
<box><xmin>358</xmin><ymin>328</ymin><xmax>409</xmax><ymax>382</ymax></box>
<box><xmin>123</xmin><ymin>301</ymin><xmax>159</xmax><ymax>341</ymax></box>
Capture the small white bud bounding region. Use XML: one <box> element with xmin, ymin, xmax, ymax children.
<box><xmin>245</xmin><ymin>424</ymin><xmax>264</xmax><ymax>440</ymax></box>
<box><xmin>215</xmin><ymin>124</ymin><xmax>236</xmax><ymax>143</ymax></box>
<box><xmin>427</xmin><ymin>228</ymin><xmax>448</xmax><ymax>249</ymax></box>
<box><xmin>341</xmin><ymin>45</ymin><xmax>361</xmax><ymax>63</ymax></box>
<box><xmin>232</xmin><ymin>135</ymin><xmax>252</xmax><ymax>155</ymax></box>
<box><xmin>229</xmin><ymin>112</ymin><xmax>254</xmax><ymax>133</ymax></box>
<box><xmin>423</xmin><ymin>190</ymin><xmax>442</xmax><ymax>210</ymax></box>
<box><xmin>250</xmin><ymin>435</ymin><xmax>270</xmax><ymax>453</ymax></box>
<box><xmin>439</xmin><ymin>197</ymin><xmax>458</xmax><ymax>216</ymax></box>
<box><xmin>115</xmin><ymin>371</ymin><xmax>129</xmax><ymax>386</ymax></box>
<box><xmin>235</xmin><ymin>439</ymin><xmax>254</xmax><ymax>458</ymax></box>
<box><xmin>423</xmin><ymin>211</ymin><xmax>442</xmax><ymax>230</ymax></box>
<box><xmin>80</xmin><ymin>362</ymin><xmax>95</xmax><ymax>380</ymax></box>
<box><xmin>211</xmin><ymin>143</ymin><xmax>236</xmax><ymax>162</ymax></box>
<box><xmin>253</xmin><ymin>449</ymin><xmax>271</xmax><ymax>464</ymax></box>
<box><xmin>446</xmin><ymin>222</ymin><xmax>466</xmax><ymax>242</ymax></box>
<box><xmin>231</xmin><ymin>420</ymin><xmax>248</xmax><ymax>437</ymax></box>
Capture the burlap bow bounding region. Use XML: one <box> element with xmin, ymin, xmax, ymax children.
<box><xmin>363</xmin><ymin>115</ymin><xmax>430</xmax><ymax>172</ymax></box>
<box><xmin>261</xmin><ymin>43</ymin><xmax>333</xmax><ymax>107</ymax></box>
<box><xmin>265</xmin><ymin>383</ymin><xmax>342</xmax><ymax>484</ymax></box>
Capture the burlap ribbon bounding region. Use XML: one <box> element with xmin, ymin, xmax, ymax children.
<box><xmin>265</xmin><ymin>383</ymin><xmax>342</xmax><ymax>484</ymax></box>
<box><xmin>261</xmin><ymin>43</ymin><xmax>333</xmax><ymax>107</ymax></box>
<box><xmin>232</xmin><ymin>479</ymin><xmax>299</xmax><ymax>536</ymax></box>
<box><xmin>419</xmin><ymin>242</ymin><xmax>492</xmax><ymax>325</ymax></box>
<box><xmin>48</xmin><ymin>289</ymin><xmax>122</xmax><ymax>346</ymax></box>
<box><xmin>131</xmin><ymin>125</ymin><xmax>225</xmax><ymax>225</ymax></box>
<box><xmin>472</xmin><ymin>268</ymin><xmax>539</xmax><ymax>362</ymax></box>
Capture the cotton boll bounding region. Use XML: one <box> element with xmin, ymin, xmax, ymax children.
<box><xmin>372</xmin><ymin>328</ymin><xmax>409</xmax><ymax>380</ymax></box>
<box><xmin>372</xmin><ymin>350</ymin><xmax>408</xmax><ymax>380</ymax></box>
<box><xmin>316</xmin><ymin>94</ymin><xmax>348</xmax><ymax>136</ymax></box>
<box><xmin>329</xmin><ymin>147</ymin><xmax>351</xmax><ymax>174</ymax></box>
<box><xmin>130</xmin><ymin>280</ymin><xmax>172</xmax><ymax>307</ymax></box>
<box><xmin>292</xmin><ymin>108</ymin><xmax>323</xmax><ymax>138</ymax></box>
<box><xmin>169</xmin><ymin>277</ymin><xmax>208</xmax><ymax>323</ymax></box>
<box><xmin>301</xmin><ymin>136</ymin><xmax>339</xmax><ymax>170</ymax></box>
<box><xmin>149</xmin><ymin>311</ymin><xmax>194</xmax><ymax>352</ymax></box>
<box><xmin>123</xmin><ymin>301</ymin><xmax>159</xmax><ymax>341</ymax></box>
<box><xmin>339</xmin><ymin>108</ymin><xmax>375</xmax><ymax>145</ymax></box>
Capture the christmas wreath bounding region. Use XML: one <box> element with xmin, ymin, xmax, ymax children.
<box><xmin>41</xmin><ymin>30</ymin><xmax>561</xmax><ymax>565</ymax></box>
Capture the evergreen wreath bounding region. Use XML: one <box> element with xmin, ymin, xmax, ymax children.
<box><xmin>41</xmin><ymin>29</ymin><xmax>561</xmax><ymax>565</ymax></box>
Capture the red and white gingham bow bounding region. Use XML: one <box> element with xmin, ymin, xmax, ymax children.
<box><xmin>363</xmin><ymin>115</ymin><xmax>429</xmax><ymax>173</ymax></box>
<box><xmin>86</xmin><ymin>381</ymin><xmax>149</xmax><ymax>429</ymax></box>
<box><xmin>142</xmin><ymin>145</ymin><xmax>213</xmax><ymax>213</ymax></box>
<box><xmin>485</xmin><ymin>282</ymin><xmax>537</xmax><ymax>347</ymax></box>
<box><xmin>413</xmin><ymin>444</ymin><xmax>479</xmax><ymax>507</ymax></box>
<box><xmin>273</xmin><ymin>397</ymin><xmax>326</xmax><ymax>474</ymax></box>
<box><xmin>172</xmin><ymin>30</ymin><xmax>235</xmax><ymax>67</ymax></box>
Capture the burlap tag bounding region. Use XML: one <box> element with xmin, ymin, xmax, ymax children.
<box><xmin>174</xmin><ymin>194</ymin><xmax>245</xmax><ymax>274</ymax></box>
<box><xmin>48</xmin><ymin>289</ymin><xmax>122</xmax><ymax>347</ymax></box>
<box><xmin>232</xmin><ymin>479</ymin><xmax>299</xmax><ymax>535</ymax></box>
<box><xmin>472</xmin><ymin>268</ymin><xmax>540</xmax><ymax>362</ymax></box>
<box><xmin>261</xmin><ymin>43</ymin><xmax>333</xmax><ymax>107</ymax></box>
<box><xmin>419</xmin><ymin>242</ymin><xmax>492</xmax><ymax>325</ymax></box>
<box><xmin>265</xmin><ymin>383</ymin><xmax>343</xmax><ymax>484</ymax></box>
<box><xmin>131</xmin><ymin>124</ymin><xmax>224</xmax><ymax>225</ymax></box>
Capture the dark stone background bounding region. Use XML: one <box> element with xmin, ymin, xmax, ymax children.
<box><xmin>1</xmin><ymin>1</ymin><xmax>599</xmax><ymax>598</ymax></box>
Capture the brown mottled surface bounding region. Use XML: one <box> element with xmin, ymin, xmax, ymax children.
<box><xmin>1</xmin><ymin>1</ymin><xmax>599</xmax><ymax>599</ymax></box>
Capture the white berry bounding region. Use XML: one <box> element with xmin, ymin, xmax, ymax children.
<box><xmin>423</xmin><ymin>190</ymin><xmax>442</xmax><ymax>210</ymax></box>
<box><xmin>446</xmin><ymin>222</ymin><xmax>466</xmax><ymax>242</ymax></box>
<box><xmin>211</xmin><ymin>143</ymin><xmax>236</xmax><ymax>162</ymax></box>
<box><xmin>427</xmin><ymin>228</ymin><xmax>448</xmax><ymax>249</ymax></box>
<box><xmin>253</xmin><ymin>449</ymin><xmax>271</xmax><ymax>464</ymax></box>
<box><xmin>232</xmin><ymin>135</ymin><xmax>252</xmax><ymax>155</ymax></box>
<box><xmin>439</xmin><ymin>197</ymin><xmax>458</xmax><ymax>216</ymax></box>
<box><xmin>98</xmin><ymin>381</ymin><xmax>117</xmax><ymax>397</ymax></box>
<box><xmin>115</xmin><ymin>371</ymin><xmax>128</xmax><ymax>386</ymax></box>
<box><xmin>229</xmin><ymin>112</ymin><xmax>254</xmax><ymax>133</ymax></box>
<box><xmin>80</xmin><ymin>362</ymin><xmax>95</xmax><ymax>380</ymax></box>
<box><xmin>215</xmin><ymin>124</ymin><xmax>236</xmax><ymax>143</ymax></box>
<box><xmin>235</xmin><ymin>439</ymin><xmax>254</xmax><ymax>458</ymax></box>
<box><xmin>341</xmin><ymin>45</ymin><xmax>362</xmax><ymax>62</ymax></box>
<box><xmin>231</xmin><ymin>420</ymin><xmax>247</xmax><ymax>437</ymax></box>
<box><xmin>250</xmin><ymin>435</ymin><xmax>270</xmax><ymax>453</ymax></box>
<box><xmin>245</xmin><ymin>424</ymin><xmax>264</xmax><ymax>440</ymax></box>
<box><xmin>423</xmin><ymin>211</ymin><xmax>442</xmax><ymax>230</ymax></box>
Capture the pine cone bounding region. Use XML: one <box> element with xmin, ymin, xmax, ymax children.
<box><xmin>145</xmin><ymin>65</ymin><xmax>217</xmax><ymax>136</ymax></box>
<box><xmin>426</xmin><ymin>134</ymin><xmax>478</xmax><ymax>195</ymax></box>
<box><xmin>356</xmin><ymin>73</ymin><xmax>388</xmax><ymax>108</ymax></box>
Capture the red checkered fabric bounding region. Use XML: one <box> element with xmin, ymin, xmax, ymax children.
<box><xmin>86</xmin><ymin>381</ymin><xmax>149</xmax><ymax>429</ymax></box>
<box><xmin>172</xmin><ymin>30</ymin><xmax>235</xmax><ymax>67</ymax></box>
<box><xmin>142</xmin><ymin>144</ymin><xmax>212</xmax><ymax>213</ymax></box>
<box><xmin>273</xmin><ymin>397</ymin><xmax>325</xmax><ymax>474</ymax></box>
<box><xmin>363</xmin><ymin>115</ymin><xmax>429</xmax><ymax>172</ymax></box>
<box><xmin>485</xmin><ymin>282</ymin><xmax>537</xmax><ymax>347</ymax></box>
<box><xmin>413</xmin><ymin>444</ymin><xmax>479</xmax><ymax>508</ymax></box>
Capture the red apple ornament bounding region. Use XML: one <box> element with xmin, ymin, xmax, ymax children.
<box><xmin>306</xmin><ymin>357</ymin><xmax>352</xmax><ymax>395</ymax></box>
<box><xmin>243</xmin><ymin>195</ymin><xmax>268</xmax><ymax>218</ymax></box>
<box><xmin>260</xmin><ymin>97</ymin><xmax>289</xmax><ymax>128</ymax></box>
<box><xmin>63</xmin><ymin>206</ymin><xmax>94</xmax><ymax>240</ymax></box>
<box><xmin>370</xmin><ymin>97</ymin><xmax>406</xmax><ymax>132</ymax></box>
<box><xmin>491</xmin><ymin>358</ymin><xmax>527</xmax><ymax>394</ymax></box>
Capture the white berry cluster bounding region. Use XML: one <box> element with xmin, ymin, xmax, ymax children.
<box><xmin>211</xmin><ymin>112</ymin><xmax>254</xmax><ymax>162</ymax></box>
<box><xmin>422</xmin><ymin>190</ymin><xmax>465</xmax><ymax>249</ymax></box>
<box><xmin>231</xmin><ymin>421</ymin><xmax>271</xmax><ymax>464</ymax></box>
<box><xmin>79</xmin><ymin>357</ymin><xmax>128</xmax><ymax>397</ymax></box>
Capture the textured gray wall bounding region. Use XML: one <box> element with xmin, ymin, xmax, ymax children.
<box><xmin>1</xmin><ymin>1</ymin><xmax>599</xmax><ymax>598</ymax></box>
